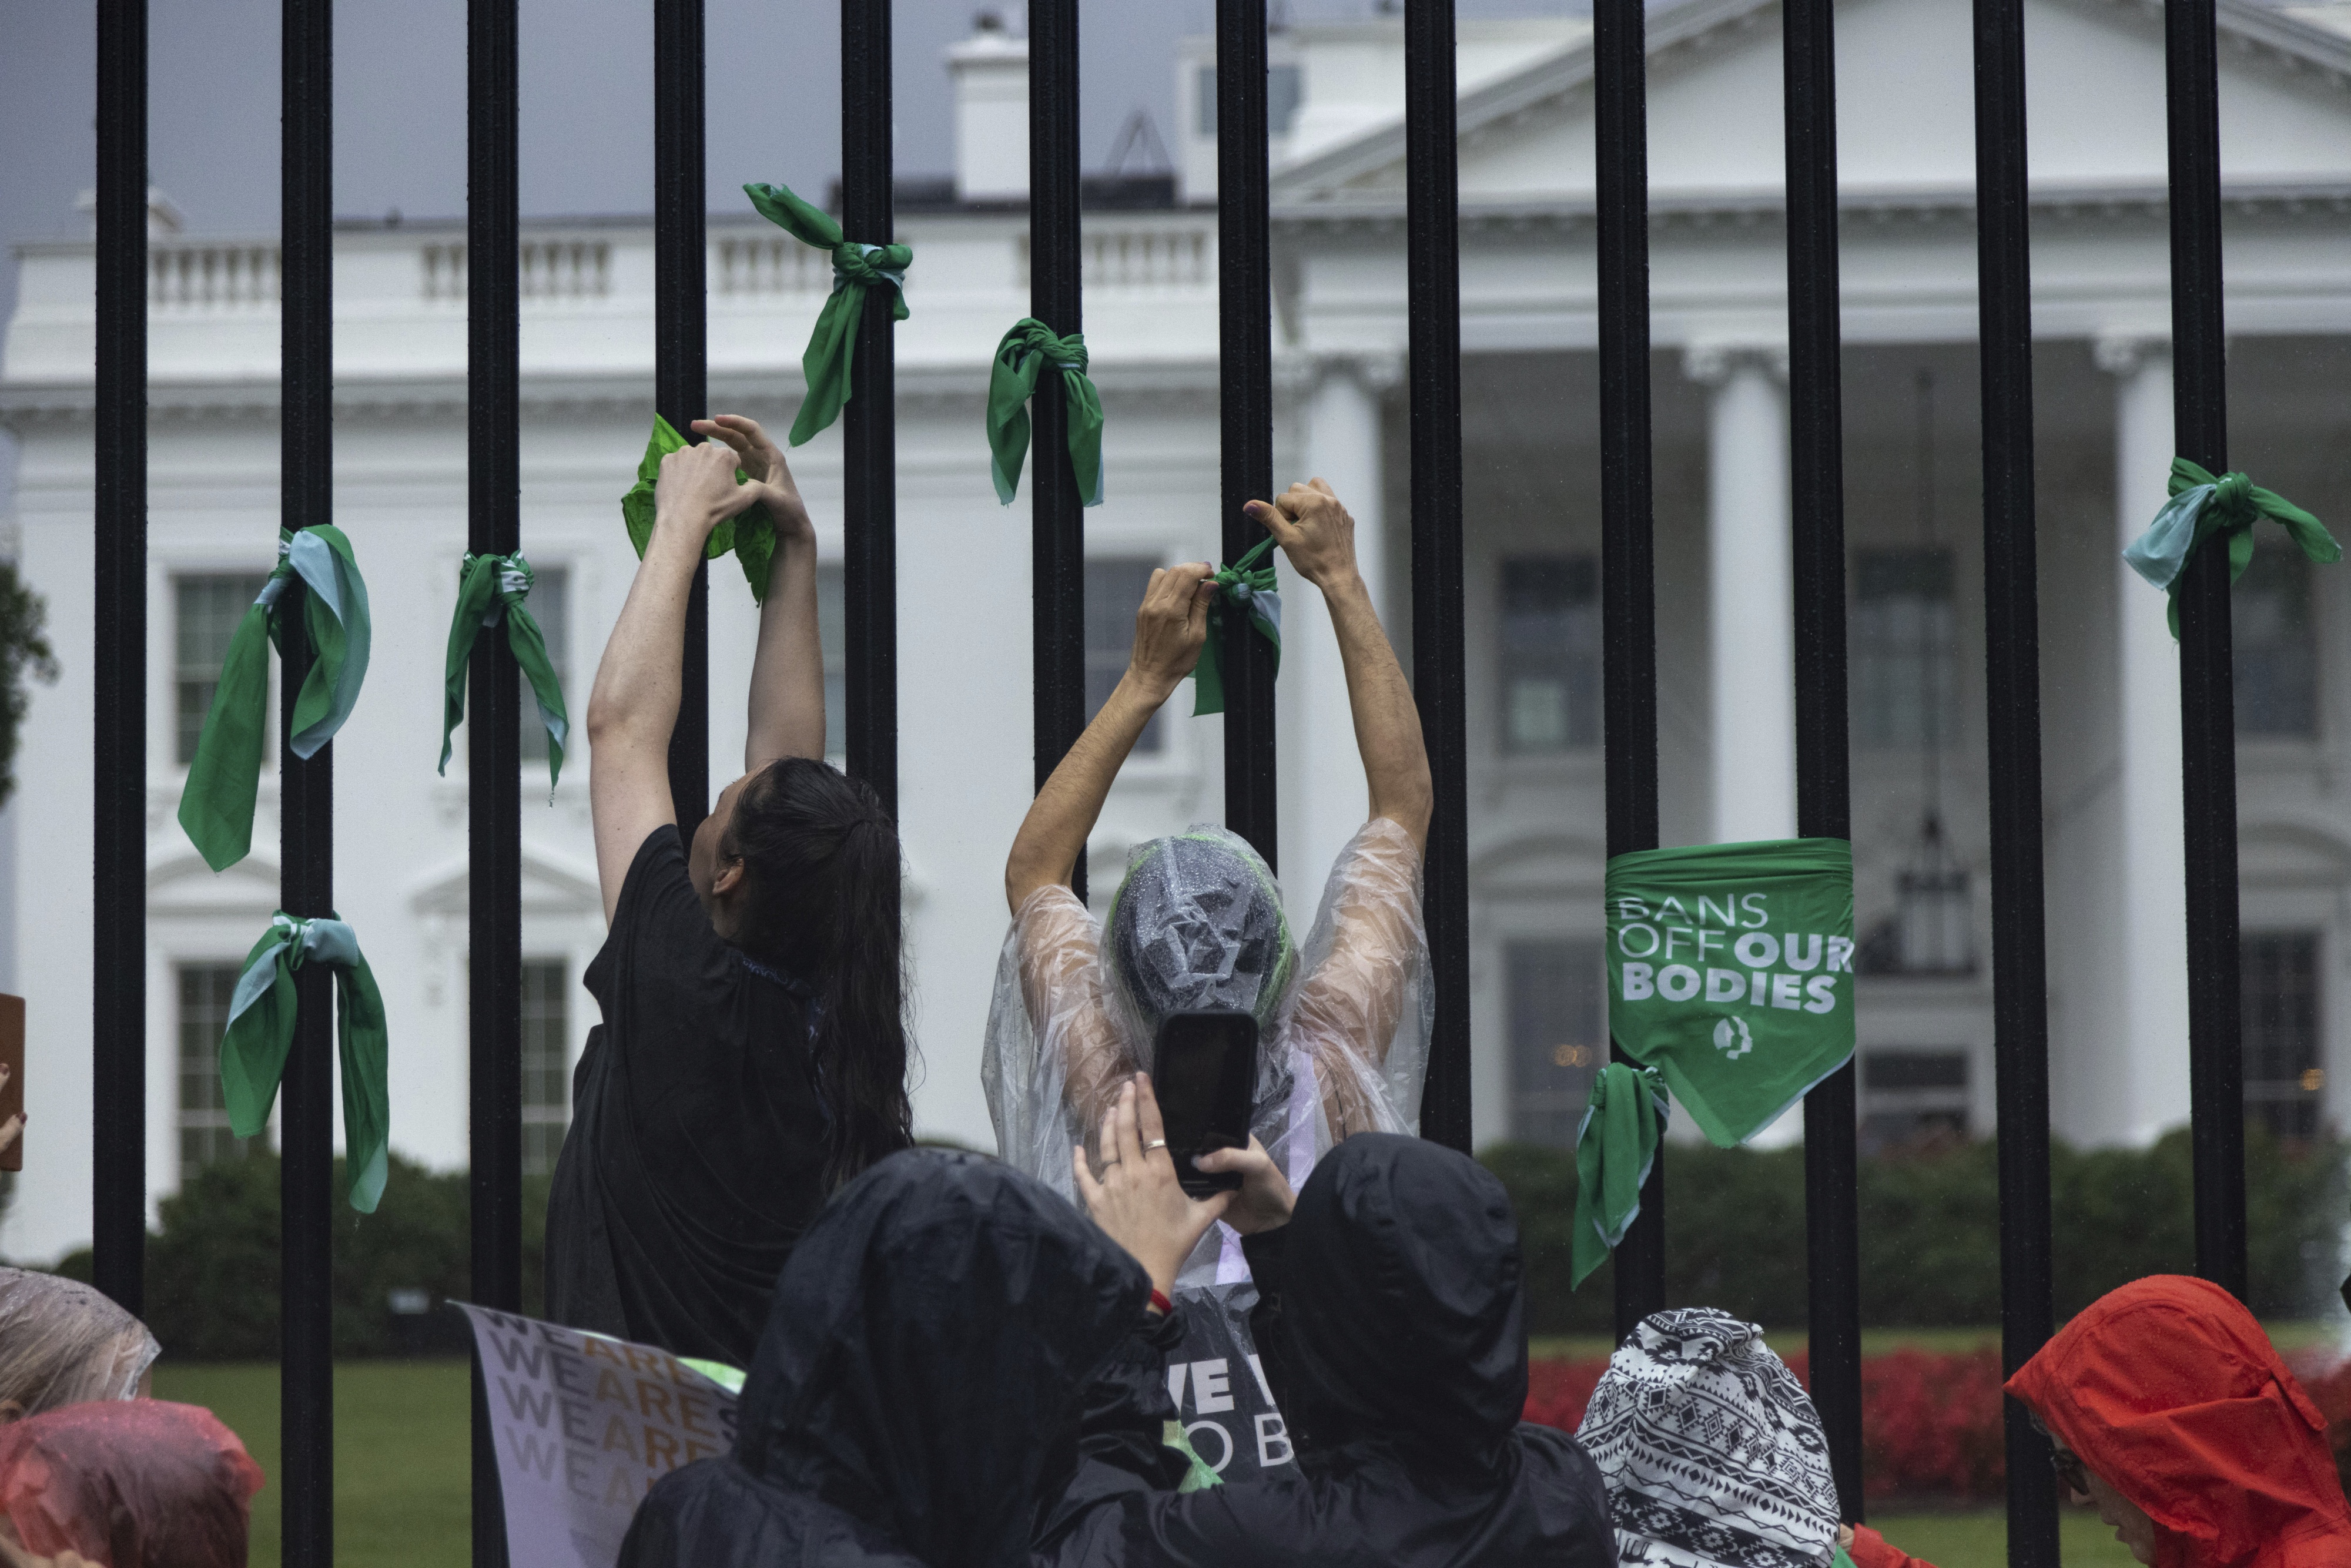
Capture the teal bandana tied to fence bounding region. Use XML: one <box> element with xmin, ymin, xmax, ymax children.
<box><xmin>986</xmin><ymin>318</ymin><xmax>1104</xmax><ymax>507</ymax></box>
<box><xmin>1191</xmin><ymin>535</ymin><xmax>1283</xmax><ymax>716</ymax></box>
<box><xmin>223</xmin><ymin>913</ymin><xmax>391</xmax><ymax>1212</ymax></box>
<box><xmin>1572</xmin><ymin>1063</ymin><xmax>1668</xmax><ymax>1286</ymax></box>
<box><xmin>742</xmin><ymin>181</ymin><xmax>912</xmax><ymax>447</ymax></box>
<box><xmin>176</xmin><ymin>526</ymin><xmax>373</xmax><ymax>873</ymax></box>
<box><xmin>2122</xmin><ymin>457</ymin><xmax>2339</xmax><ymax>638</ymax></box>
<box><xmin>621</xmin><ymin>415</ymin><xmax>779</xmax><ymax>605</ymax></box>
<box><xmin>438</xmin><ymin>552</ymin><xmax>570</xmax><ymax>793</ymax></box>
<box><xmin>1573</xmin><ymin>838</ymin><xmax>1856</xmax><ymax>1281</ymax></box>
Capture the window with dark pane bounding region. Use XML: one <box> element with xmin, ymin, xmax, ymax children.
<box><xmin>1851</xmin><ymin>548</ymin><xmax>1955</xmax><ymax>748</ymax></box>
<box><xmin>1858</xmin><ymin>1048</ymin><xmax>1969</xmax><ymax>1155</ymax></box>
<box><xmin>1506</xmin><ymin>940</ymin><xmax>1603</xmax><ymax>1146</ymax></box>
<box><xmin>1087</xmin><ymin>559</ymin><xmax>1162</xmax><ymax>755</ymax></box>
<box><xmin>2233</xmin><ymin>545</ymin><xmax>2317</xmax><ymax>738</ymax></box>
<box><xmin>1498</xmin><ymin>557</ymin><xmax>1599</xmax><ymax>755</ymax></box>
<box><xmin>520</xmin><ymin>960</ymin><xmax>571</xmax><ymax>1177</ymax></box>
<box><xmin>178</xmin><ymin>963</ymin><xmax>267</xmax><ymax>1181</ymax></box>
<box><xmin>819</xmin><ymin>562</ymin><xmax>846</xmax><ymax>763</ymax></box>
<box><xmin>174</xmin><ymin>575</ymin><xmax>270</xmax><ymax>766</ymax></box>
<box><xmin>2243</xmin><ymin>932</ymin><xmax>2322</xmax><ymax>1141</ymax></box>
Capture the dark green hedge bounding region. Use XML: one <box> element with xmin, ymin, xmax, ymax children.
<box><xmin>1489</xmin><ymin>1125</ymin><xmax>2347</xmax><ymax>1336</ymax></box>
<box><xmin>53</xmin><ymin>1151</ymin><xmax>551</xmax><ymax>1361</ymax></box>
<box><xmin>42</xmin><ymin>1127</ymin><xmax>2349</xmax><ymax>1358</ymax></box>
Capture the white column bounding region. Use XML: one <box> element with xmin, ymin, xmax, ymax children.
<box><xmin>1280</xmin><ymin>357</ymin><xmax>1391</xmax><ymax>927</ymax></box>
<box><xmin>2100</xmin><ymin>337</ymin><xmax>2193</xmax><ymax>1143</ymax></box>
<box><xmin>1688</xmin><ymin>346</ymin><xmax>1797</xmax><ymax>845</ymax></box>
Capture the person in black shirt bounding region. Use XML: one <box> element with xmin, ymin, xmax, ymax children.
<box><xmin>545</xmin><ymin>414</ymin><xmax>913</xmax><ymax>1369</ymax></box>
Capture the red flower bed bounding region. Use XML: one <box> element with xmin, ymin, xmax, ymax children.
<box><xmin>1524</xmin><ymin>1347</ymin><xmax>2007</xmax><ymax>1501</ymax></box>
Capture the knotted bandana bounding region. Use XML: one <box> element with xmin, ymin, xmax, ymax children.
<box><xmin>176</xmin><ymin>527</ymin><xmax>373</xmax><ymax>873</ymax></box>
<box><xmin>1571</xmin><ymin>1062</ymin><xmax>1666</xmax><ymax>1288</ymax></box>
<box><xmin>619</xmin><ymin>414</ymin><xmax>779</xmax><ymax>605</ymax></box>
<box><xmin>222</xmin><ymin>913</ymin><xmax>390</xmax><ymax>1213</ymax></box>
<box><xmin>1191</xmin><ymin>536</ymin><xmax>1283</xmax><ymax>716</ymax></box>
<box><xmin>438</xmin><ymin>552</ymin><xmax>570</xmax><ymax>793</ymax></box>
<box><xmin>986</xmin><ymin>318</ymin><xmax>1104</xmax><ymax>507</ymax></box>
<box><xmin>743</xmin><ymin>181</ymin><xmax>912</xmax><ymax>447</ymax></box>
<box><xmin>2124</xmin><ymin>457</ymin><xmax>2339</xmax><ymax>638</ymax></box>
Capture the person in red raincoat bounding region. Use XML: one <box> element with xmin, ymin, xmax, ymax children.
<box><xmin>2007</xmin><ymin>1274</ymin><xmax>2351</xmax><ymax>1567</ymax></box>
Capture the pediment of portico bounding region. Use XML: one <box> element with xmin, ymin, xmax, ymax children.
<box><xmin>146</xmin><ymin>849</ymin><xmax>283</xmax><ymax>917</ymax></box>
<box><xmin>1272</xmin><ymin>0</ymin><xmax>2351</xmax><ymax>219</ymax></box>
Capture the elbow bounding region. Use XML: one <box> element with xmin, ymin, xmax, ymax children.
<box><xmin>1379</xmin><ymin>764</ymin><xmax>1435</xmax><ymax>850</ymax></box>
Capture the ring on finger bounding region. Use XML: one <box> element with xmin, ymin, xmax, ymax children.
<box><xmin>1143</xmin><ymin>1139</ymin><xmax>1168</xmax><ymax>1152</ymax></box>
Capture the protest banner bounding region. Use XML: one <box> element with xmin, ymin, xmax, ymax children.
<box><xmin>456</xmin><ymin>1303</ymin><xmax>739</xmax><ymax>1568</ymax></box>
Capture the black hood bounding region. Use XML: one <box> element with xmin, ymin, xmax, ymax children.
<box><xmin>1272</xmin><ymin>1134</ymin><xmax>1528</xmax><ymax>1467</ymax></box>
<box><xmin>732</xmin><ymin>1149</ymin><xmax>1150</xmax><ymax>1568</ymax></box>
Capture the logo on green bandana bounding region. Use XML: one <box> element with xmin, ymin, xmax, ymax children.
<box><xmin>1604</xmin><ymin>837</ymin><xmax>1856</xmax><ymax>1147</ymax></box>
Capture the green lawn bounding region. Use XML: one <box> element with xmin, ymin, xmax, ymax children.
<box><xmin>144</xmin><ymin>1360</ymin><xmax>2192</xmax><ymax>1568</ymax></box>
<box><xmin>153</xmin><ymin>1360</ymin><xmax>474</xmax><ymax>1568</ymax></box>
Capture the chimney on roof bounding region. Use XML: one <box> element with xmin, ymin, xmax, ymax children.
<box><xmin>949</xmin><ymin>12</ymin><xmax>1028</xmax><ymax>203</ymax></box>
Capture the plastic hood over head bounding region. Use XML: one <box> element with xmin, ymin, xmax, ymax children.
<box><xmin>733</xmin><ymin>1148</ymin><xmax>1152</xmax><ymax>1568</ymax></box>
<box><xmin>2006</xmin><ymin>1274</ymin><xmax>2351</xmax><ymax>1567</ymax></box>
<box><xmin>1268</xmin><ymin>1133</ymin><xmax>1526</xmax><ymax>1466</ymax></box>
<box><xmin>1106</xmin><ymin>827</ymin><xmax>1297</xmax><ymax>1047</ymax></box>
<box><xmin>0</xmin><ymin>1268</ymin><xmax>161</xmax><ymax>1417</ymax></box>
<box><xmin>0</xmin><ymin>1399</ymin><xmax>265</xmax><ymax>1568</ymax></box>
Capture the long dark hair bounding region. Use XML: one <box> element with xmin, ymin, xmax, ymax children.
<box><xmin>721</xmin><ymin>756</ymin><xmax>914</xmax><ymax>1187</ymax></box>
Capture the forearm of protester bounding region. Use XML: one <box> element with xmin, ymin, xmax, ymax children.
<box><xmin>1246</xmin><ymin>483</ymin><xmax>1431</xmax><ymax>850</ymax></box>
<box><xmin>588</xmin><ymin>438</ymin><xmax>786</xmax><ymax>923</ymax></box>
<box><xmin>701</xmin><ymin>416</ymin><xmax>826</xmax><ymax>772</ymax></box>
<box><xmin>1005</xmin><ymin>562</ymin><xmax>1216</xmax><ymax>912</ymax></box>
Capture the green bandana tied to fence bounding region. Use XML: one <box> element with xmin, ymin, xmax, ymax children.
<box><xmin>1191</xmin><ymin>535</ymin><xmax>1283</xmax><ymax>716</ymax></box>
<box><xmin>743</xmin><ymin>181</ymin><xmax>912</xmax><ymax>447</ymax></box>
<box><xmin>620</xmin><ymin>415</ymin><xmax>779</xmax><ymax>605</ymax></box>
<box><xmin>2123</xmin><ymin>458</ymin><xmax>2339</xmax><ymax>638</ymax></box>
<box><xmin>222</xmin><ymin>912</ymin><xmax>391</xmax><ymax>1212</ymax></box>
<box><xmin>176</xmin><ymin>527</ymin><xmax>373</xmax><ymax>873</ymax></box>
<box><xmin>986</xmin><ymin>318</ymin><xmax>1104</xmax><ymax>507</ymax></box>
<box><xmin>1571</xmin><ymin>1062</ymin><xmax>1667</xmax><ymax>1286</ymax></box>
<box><xmin>438</xmin><ymin>552</ymin><xmax>570</xmax><ymax>793</ymax></box>
<box><xmin>1573</xmin><ymin>838</ymin><xmax>1856</xmax><ymax>1282</ymax></box>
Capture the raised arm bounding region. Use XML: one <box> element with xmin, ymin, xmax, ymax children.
<box><xmin>587</xmin><ymin>438</ymin><xmax>786</xmax><ymax>923</ymax></box>
<box><xmin>1004</xmin><ymin>562</ymin><xmax>1216</xmax><ymax>912</ymax></box>
<box><xmin>1245</xmin><ymin>480</ymin><xmax>1432</xmax><ymax>850</ymax></box>
<box><xmin>695</xmin><ymin>415</ymin><xmax>825</xmax><ymax>772</ymax></box>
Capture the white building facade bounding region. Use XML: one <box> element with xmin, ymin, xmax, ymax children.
<box><xmin>6</xmin><ymin>0</ymin><xmax>2351</xmax><ymax>1263</ymax></box>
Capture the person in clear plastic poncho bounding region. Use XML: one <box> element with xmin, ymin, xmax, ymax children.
<box><xmin>984</xmin><ymin>478</ymin><xmax>1432</xmax><ymax>1482</ymax></box>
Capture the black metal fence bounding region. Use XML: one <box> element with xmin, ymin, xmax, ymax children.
<box><xmin>81</xmin><ymin>1</ymin><xmax>2261</xmax><ymax>1563</ymax></box>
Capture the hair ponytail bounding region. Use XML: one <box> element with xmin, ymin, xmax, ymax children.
<box><xmin>722</xmin><ymin>758</ymin><xmax>915</xmax><ymax>1188</ymax></box>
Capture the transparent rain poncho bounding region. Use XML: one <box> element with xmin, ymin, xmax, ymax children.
<box><xmin>984</xmin><ymin>819</ymin><xmax>1432</xmax><ymax>1289</ymax></box>
<box><xmin>0</xmin><ymin>1269</ymin><xmax>162</xmax><ymax>1418</ymax></box>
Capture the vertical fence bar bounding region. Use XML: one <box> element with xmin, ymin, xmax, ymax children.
<box><xmin>280</xmin><ymin>1</ymin><xmax>336</xmax><ymax>1560</ymax></box>
<box><xmin>1973</xmin><ymin>1</ymin><xmax>2060</xmax><ymax>1560</ymax></box>
<box><xmin>1030</xmin><ymin>0</ymin><xmax>1085</xmax><ymax>897</ymax></box>
<box><xmin>842</xmin><ymin>0</ymin><xmax>899</xmax><ymax>815</ymax></box>
<box><xmin>467</xmin><ymin>0</ymin><xmax>523</xmax><ymax>1562</ymax></box>
<box><xmin>2164</xmin><ymin>0</ymin><xmax>2248</xmax><ymax>1300</ymax></box>
<box><xmin>1217</xmin><ymin>0</ymin><xmax>1277</xmax><ymax>865</ymax></box>
<box><xmin>1781</xmin><ymin>0</ymin><xmax>1863</xmax><ymax>1519</ymax></box>
<box><xmin>92</xmin><ymin>0</ymin><xmax>149</xmax><ymax>1319</ymax></box>
<box><xmin>1593</xmin><ymin>0</ymin><xmax>1665</xmax><ymax>1329</ymax></box>
<box><xmin>653</xmin><ymin>0</ymin><xmax>711</xmax><ymax>837</ymax></box>
<box><xmin>1403</xmin><ymin>0</ymin><xmax>1469</xmax><ymax>1152</ymax></box>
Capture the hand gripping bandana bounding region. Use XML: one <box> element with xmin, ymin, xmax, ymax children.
<box><xmin>620</xmin><ymin>414</ymin><xmax>780</xmax><ymax>605</ymax></box>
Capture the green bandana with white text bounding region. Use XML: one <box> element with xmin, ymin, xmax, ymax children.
<box><xmin>1605</xmin><ymin>837</ymin><xmax>1856</xmax><ymax>1147</ymax></box>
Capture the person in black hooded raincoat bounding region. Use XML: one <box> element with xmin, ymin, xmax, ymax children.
<box><xmin>1046</xmin><ymin>1080</ymin><xmax>1616</xmax><ymax>1568</ymax></box>
<box><xmin>616</xmin><ymin>1148</ymin><xmax>1179</xmax><ymax>1568</ymax></box>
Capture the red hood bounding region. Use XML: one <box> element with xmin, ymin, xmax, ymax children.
<box><xmin>2005</xmin><ymin>1275</ymin><xmax>2350</xmax><ymax>1568</ymax></box>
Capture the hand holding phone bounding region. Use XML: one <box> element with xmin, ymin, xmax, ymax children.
<box><xmin>1151</xmin><ymin>1011</ymin><xmax>1258</xmax><ymax>1198</ymax></box>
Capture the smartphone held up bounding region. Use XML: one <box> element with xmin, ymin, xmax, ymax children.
<box><xmin>1150</xmin><ymin>1010</ymin><xmax>1257</xmax><ymax>1198</ymax></box>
